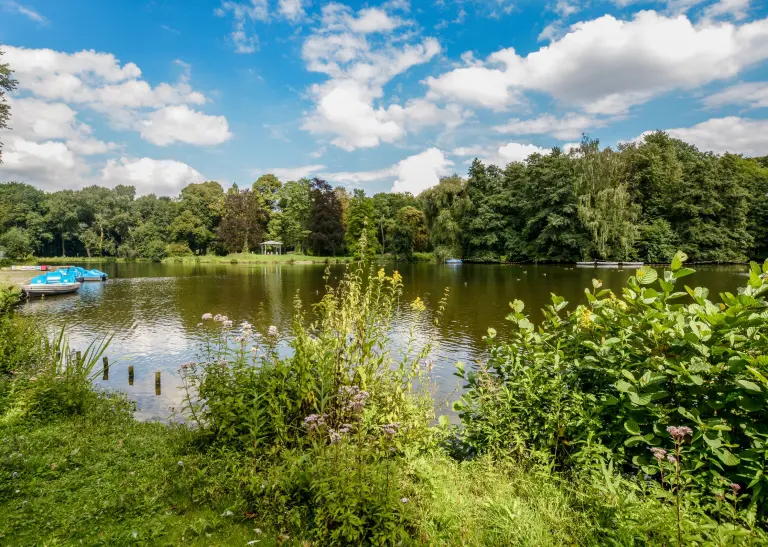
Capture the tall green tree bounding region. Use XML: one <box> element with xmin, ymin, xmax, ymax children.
<box><xmin>253</xmin><ymin>174</ymin><xmax>282</xmax><ymax>210</ymax></box>
<box><xmin>217</xmin><ymin>186</ymin><xmax>269</xmax><ymax>253</ymax></box>
<box><xmin>345</xmin><ymin>189</ymin><xmax>378</xmax><ymax>259</ymax></box>
<box><xmin>307</xmin><ymin>178</ymin><xmax>344</xmax><ymax>256</ymax></box>
<box><xmin>0</xmin><ymin>45</ymin><xmax>18</xmax><ymax>162</ymax></box>
<box><xmin>268</xmin><ymin>179</ymin><xmax>311</xmax><ymax>252</ymax></box>
<box><xmin>421</xmin><ymin>175</ymin><xmax>467</xmax><ymax>260</ymax></box>
<box><xmin>390</xmin><ymin>206</ymin><xmax>428</xmax><ymax>260</ymax></box>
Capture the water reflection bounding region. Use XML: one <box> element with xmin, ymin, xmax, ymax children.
<box><xmin>19</xmin><ymin>262</ymin><xmax>750</xmax><ymax>421</ymax></box>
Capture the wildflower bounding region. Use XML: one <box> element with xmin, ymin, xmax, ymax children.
<box><xmin>377</xmin><ymin>268</ymin><xmax>386</xmax><ymax>281</ymax></box>
<box><xmin>400</xmin><ymin>497</ymin><xmax>409</xmax><ymax>503</ymax></box>
<box><xmin>730</xmin><ymin>483</ymin><xmax>741</xmax><ymax>494</ymax></box>
<box><xmin>268</xmin><ymin>325</ymin><xmax>278</xmax><ymax>337</ymax></box>
<box><xmin>247</xmin><ymin>541</ymin><xmax>260</xmax><ymax>546</ymax></box>
<box><xmin>667</xmin><ymin>425</ymin><xmax>693</xmax><ymax>441</ymax></box>
<box><xmin>381</xmin><ymin>423</ymin><xmax>401</xmax><ymax>437</ymax></box>
<box><xmin>392</xmin><ymin>271</ymin><xmax>402</xmax><ymax>284</ymax></box>
<box><xmin>196</xmin><ymin>322</ymin><xmax>203</xmax><ymax>327</ymax></box>
<box><xmin>666</xmin><ymin>454</ymin><xmax>679</xmax><ymax>464</ymax></box>
<box><xmin>222</xmin><ymin>320</ymin><xmax>233</xmax><ymax>328</ymax></box>
<box><xmin>177</xmin><ymin>461</ymin><xmax>184</xmax><ymax>468</ymax></box>
<box><xmin>202</xmin><ymin>313</ymin><xmax>213</xmax><ymax>320</ymax></box>
<box><xmin>12</xmin><ymin>472</ymin><xmax>18</xmax><ymax>479</ymax></box>
<box><xmin>251</xmin><ymin>346</ymin><xmax>258</xmax><ymax>353</ymax></box>
<box><xmin>650</xmin><ymin>447</ymin><xmax>667</xmax><ymax>461</ymax></box>
<box><xmin>338</xmin><ymin>424</ymin><xmax>352</xmax><ymax>434</ymax></box>
<box><xmin>303</xmin><ymin>414</ymin><xmax>326</xmax><ymax>432</ymax></box>
<box><xmin>411</xmin><ymin>297</ymin><xmax>426</xmax><ymax>312</ymax></box>
<box><xmin>329</xmin><ymin>430</ymin><xmax>342</xmax><ymax>444</ymax></box>
<box><xmin>221</xmin><ymin>509</ymin><xmax>234</xmax><ymax>517</ymax></box>
<box><xmin>255</xmin><ymin>528</ymin><xmax>262</xmax><ymax>534</ymax></box>
<box><xmin>50</xmin><ymin>463</ymin><xmax>57</xmax><ymax>470</ymax></box>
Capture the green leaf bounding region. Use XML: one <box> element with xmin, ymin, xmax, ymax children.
<box><xmin>636</xmin><ymin>266</ymin><xmax>658</xmax><ymax>285</ymax></box>
<box><xmin>438</xmin><ymin>415</ymin><xmax>450</xmax><ymax>428</ymax></box>
<box><xmin>624</xmin><ymin>419</ymin><xmax>641</xmax><ymax>435</ymax></box>
<box><xmin>592</xmin><ymin>279</ymin><xmax>603</xmax><ymax>289</ymax></box>
<box><xmin>621</xmin><ymin>369</ymin><xmax>635</xmax><ymax>382</ymax></box>
<box><xmin>737</xmin><ymin>379</ymin><xmax>762</xmax><ymax>394</ymax></box>
<box><xmin>615</xmin><ymin>380</ymin><xmax>633</xmax><ymax>393</ymax></box>
<box><xmin>671</xmin><ymin>250</ymin><xmax>688</xmax><ymax>271</ymax></box>
<box><xmin>714</xmin><ymin>448</ymin><xmax>740</xmax><ymax>467</ymax></box>
<box><xmin>673</xmin><ymin>268</ymin><xmax>695</xmax><ymax>279</ymax></box>
<box><xmin>518</xmin><ymin>318</ymin><xmax>534</xmax><ymax>332</ymax></box>
<box><xmin>486</xmin><ymin>328</ymin><xmax>497</xmax><ymax>339</ymax></box>
<box><xmin>628</xmin><ymin>391</ymin><xmax>652</xmax><ymax>406</ymax></box>
<box><xmin>510</xmin><ymin>299</ymin><xmax>524</xmax><ymax>313</ymax></box>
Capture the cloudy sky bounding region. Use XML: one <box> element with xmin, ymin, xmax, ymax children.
<box><xmin>0</xmin><ymin>0</ymin><xmax>767</xmax><ymax>196</ymax></box>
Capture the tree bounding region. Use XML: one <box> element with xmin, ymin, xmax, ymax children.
<box><xmin>390</xmin><ymin>206</ymin><xmax>428</xmax><ymax>260</ymax></box>
<box><xmin>169</xmin><ymin>210</ymin><xmax>214</xmax><ymax>254</ymax></box>
<box><xmin>307</xmin><ymin>178</ymin><xmax>344</xmax><ymax>256</ymax></box>
<box><xmin>0</xmin><ymin>46</ymin><xmax>18</xmax><ymax>162</ymax></box>
<box><xmin>268</xmin><ymin>179</ymin><xmax>311</xmax><ymax>252</ymax></box>
<box><xmin>575</xmin><ymin>138</ymin><xmax>640</xmax><ymax>260</ymax></box>
<box><xmin>421</xmin><ymin>175</ymin><xmax>467</xmax><ymax>260</ymax></box>
<box><xmin>217</xmin><ymin>186</ymin><xmax>269</xmax><ymax>253</ymax></box>
<box><xmin>252</xmin><ymin>174</ymin><xmax>282</xmax><ymax>210</ymax></box>
<box><xmin>371</xmin><ymin>192</ymin><xmax>418</xmax><ymax>254</ymax></box>
<box><xmin>0</xmin><ymin>227</ymin><xmax>32</xmax><ymax>259</ymax></box>
<box><xmin>178</xmin><ymin>181</ymin><xmax>226</xmax><ymax>253</ymax></box>
<box><xmin>345</xmin><ymin>189</ymin><xmax>379</xmax><ymax>259</ymax></box>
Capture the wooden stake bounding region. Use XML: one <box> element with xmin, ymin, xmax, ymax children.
<box><xmin>155</xmin><ymin>371</ymin><xmax>161</xmax><ymax>396</ymax></box>
<box><xmin>102</xmin><ymin>356</ymin><xmax>109</xmax><ymax>380</ymax></box>
<box><xmin>128</xmin><ymin>365</ymin><xmax>134</xmax><ymax>386</ymax></box>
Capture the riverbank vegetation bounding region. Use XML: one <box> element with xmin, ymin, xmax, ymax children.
<box><xmin>3</xmin><ymin>256</ymin><xmax>768</xmax><ymax>544</ymax></box>
<box><xmin>1</xmin><ymin>135</ymin><xmax>767</xmax><ymax>265</ymax></box>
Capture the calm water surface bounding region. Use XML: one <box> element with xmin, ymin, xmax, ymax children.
<box><xmin>18</xmin><ymin>262</ymin><xmax>750</xmax><ymax>420</ymax></box>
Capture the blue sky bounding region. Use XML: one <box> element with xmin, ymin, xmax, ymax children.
<box><xmin>0</xmin><ymin>0</ymin><xmax>767</xmax><ymax>196</ymax></box>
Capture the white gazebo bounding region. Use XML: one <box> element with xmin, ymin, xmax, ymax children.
<box><xmin>260</xmin><ymin>240</ymin><xmax>283</xmax><ymax>255</ymax></box>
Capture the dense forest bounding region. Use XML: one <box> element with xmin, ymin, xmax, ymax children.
<box><xmin>0</xmin><ymin>133</ymin><xmax>767</xmax><ymax>263</ymax></box>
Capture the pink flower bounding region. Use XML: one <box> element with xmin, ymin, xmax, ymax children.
<box><xmin>666</xmin><ymin>453</ymin><xmax>678</xmax><ymax>464</ymax></box>
<box><xmin>730</xmin><ymin>483</ymin><xmax>741</xmax><ymax>494</ymax></box>
<box><xmin>667</xmin><ymin>425</ymin><xmax>693</xmax><ymax>441</ymax></box>
<box><xmin>650</xmin><ymin>447</ymin><xmax>667</xmax><ymax>461</ymax></box>
<box><xmin>201</xmin><ymin>313</ymin><xmax>213</xmax><ymax>321</ymax></box>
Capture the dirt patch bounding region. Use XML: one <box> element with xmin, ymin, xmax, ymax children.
<box><xmin>0</xmin><ymin>270</ymin><xmax>33</xmax><ymax>287</ymax></box>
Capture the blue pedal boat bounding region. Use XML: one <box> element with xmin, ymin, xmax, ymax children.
<box><xmin>62</xmin><ymin>266</ymin><xmax>109</xmax><ymax>282</ymax></box>
<box><xmin>22</xmin><ymin>271</ymin><xmax>81</xmax><ymax>296</ymax></box>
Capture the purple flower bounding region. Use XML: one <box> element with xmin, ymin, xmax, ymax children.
<box><xmin>649</xmin><ymin>447</ymin><xmax>667</xmax><ymax>461</ymax></box>
<box><xmin>381</xmin><ymin>423</ymin><xmax>401</xmax><ymax>437</ymax></box>
<box><xmin>667</xmin><ymin>425</ymin><xmax>693</xmax><ymax>441</ymax></box>
<box><xmin>268</xmin><ymin>325</ymin><xmax>278</xmax><ymax>337</ymax></box>
<box><xmin>666</xmin><ymin>453</ymin><xmax>679</xmax><ymax>464</ymax></box>
<box><xmin>328</xmin><ymin>430</ymin><xmax>341</xmax><ymax>444</ymax></box>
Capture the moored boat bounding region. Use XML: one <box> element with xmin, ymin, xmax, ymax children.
<box><xmin>60</xmin><ymin>266</ymin><xmax>109</xmax><ymax>281</ymax></box>
<box><xmin>576</xmin><ymin>261</ymin><xmax>596</xmax><ymax>266</ymax></box>
<box><xmin>596</xmin><ymin>261</ymin><xmax>619</xmax><ymax>267</ymax></box>
<box><xmin>22</xmin><ymin>271</ymin><xmax>81</xmax><ymax>297</ymax></box>
<box><xmin>620</xmin><ymin>261</ymin><xmax>645</xmax><ymax>267</ymax></box>
<box><xmin>445</xmin><ymin>258</ymin><xmax>463</xmax><ymax>264</ymax></box>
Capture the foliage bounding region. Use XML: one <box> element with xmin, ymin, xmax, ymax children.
<box><xmin>0</xmin><ymin>227</ymin><xmax>32</xmax><ymax>260</ymax></box>
<box><xmin>217</xmin><ymin>186</ymin><xmax>269</xmax><ymax>253</ymax></box>
<box><xmin>456</xmin><ymin>252</ymin><xmax>768</xmax><ymax>530</ymax></box>
<box><xmin>390</xmin><ymin>206</ymin><xmax>429</xmax><ymax>260</ymax></box>
<box><xmin>306</xmin><ymin>177</ymin><xmax>345</xmax><ymax>256</ymax></box>
<box><xmin>0</xmin><ymin>287</ymin><xmax>41</xmax><ymax>377</ymax></box>
<box><xmin>345</xmin><ymin>189</ymin><xmax>379</xmax><ymax>259</ymax></box>
<box><xmin>0</xmin><ymin>45</ymin><xmax>17</xmax><ymax>161</ymax></box>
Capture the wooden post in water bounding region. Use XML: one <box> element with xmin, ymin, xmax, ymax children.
<box><xmin>155</xmin><ymin>371</ymin><xmax>161</xmax><ymax>396</ymax></box>
<box><xmin>128</xmin><ymin>365</ymin><xmax>134</xmax><ymax>386</ymax></box>
<box><xmin>102</xmin><ymin>357</ymin><xmax>109</xmax><ymax>380</ymax></box>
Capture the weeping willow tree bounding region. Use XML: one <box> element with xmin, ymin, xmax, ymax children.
<box><xmin>575</xmin><ymin>138</ymin><xmax>640</xmax><ymax>260</ymax></box>
<box><xmin>420</xmin><ymin>175</ymin><xmax>467</xmax><ymax>260</ymax></box>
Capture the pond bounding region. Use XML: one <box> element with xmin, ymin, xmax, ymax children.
<box><xmin>18</xmin><ymin>262</ymin><xmax>750</xmax><ymax>421</ymax></box>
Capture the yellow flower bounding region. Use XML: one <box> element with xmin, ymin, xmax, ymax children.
<box><xmin>377</xmin><ymin>268</ymin><xmax>386</xmax><ymax>281</ymax></box>
<box><xmin>577</xmin><ymin>307</ymin><xmax>594</xmax><ymax>329</ymax></box>
<box><xmin>392</xmin><ymin>270</ymin><xmax>403</xmax><ymax>285</ymax></box>
<box><xmin>411</xmin><ymin>297</ymin><xmax>426</xmax><ymax>312</ymax></box>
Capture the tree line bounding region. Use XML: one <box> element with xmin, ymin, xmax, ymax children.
<box><xmin>0</xmin><ymin>132</ymin><xmax>766</xmax><ymax>263</ymax></box>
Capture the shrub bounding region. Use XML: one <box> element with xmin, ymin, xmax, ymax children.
<box><xmin>0</xmin><ymin>227</ymin><xmax>33</xmax><ymax>260</ymax></box>
<box><xmin>142</xmin><ymin>239</ymin><xmax>167</xmax><ymax>262</ymax></box>
<box><xmin>166</xmin><ymin>242</ymin><xmax>194</xmax><ymax>257</ymax></box>
<box><xmin>456</xmin><ymin>252</ymin><xmax>768</xmax><ymax>525</ymax></box>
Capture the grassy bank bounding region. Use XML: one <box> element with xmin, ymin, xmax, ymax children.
<box><xmin>2</xmin><ymin>258</ymin><xmax>768</xmax><ymax>545</ymax></box>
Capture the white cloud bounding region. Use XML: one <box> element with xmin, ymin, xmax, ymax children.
<box><xmin>301</xmin><ymin>5</ymin><xmax>447</xmax><ymax>150</ymax></box>
<box><xmin>278</xmin><ymin>0</ymin><xmax>304</xmax><ymax>21</ymax></box>
<box><xmin>452</xmin><ymin>142</ymin><xmax>551</xmax><ymax>166</ymax></box>
<box><xmin>493</xmin><ymin>113</ymin><xmax>606</xmax><ymax>140</ymax></box>
<box><xmin>102</xmin><ymin>157</ymin><xmax>206</xmax><ymax>196</ymax></box>
<box><xmin>392</xmin><ymin>148</ymin><xmax>454</xmax><ymax>194</ymax></box>
<box><xmin>703</xmin><ymin>0</ymin><xmax>751</xmax><ymax>20</ymax></box>
<box><xmin>140</xmin><ymin>105</ymin><xmax>232</xmax><ymax>146</ymax></box>
<box><xmin>644</xmin><ymin>117</ymin><xmax>768</xmax><ymax>156</ymax></box>
<box><xmin>215</xmin><ymin>0</ymin><xmax>268</xmax><ymax>53</ymax></box>
<box><xmin>426</xmin><ymin>11</ymin><xmax>768</xmax><ymax>114</ymax></box>
<box><xmin>265</xmin><ymin>164</ymin><xmax>326</xmax><ymax>180</ymax></box>
<box><xmin>0</xmin><ymin>136</ymin><xmax>89</xmax><ymax>190</ymax></box>
<box><xmin>321</xmin><ymin>148</ymin><xmax>454</xmax><ymax>194</ymax></box>
<box><xmin>704</xmin><ymin>81</ymin><xmax>768</xmax><ymax>109</ymax></box>
<box><xmin>1</xmin><ymin>1</ymin><xmax>47</xmax><ymax>23</ymax></box>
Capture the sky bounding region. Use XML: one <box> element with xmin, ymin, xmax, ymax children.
<box><xmin>0</xmin><ymin>0</ymin><xmax>767</xmax><ymax>197</ymax></box>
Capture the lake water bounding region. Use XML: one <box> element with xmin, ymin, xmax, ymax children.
<box><xmin>18</xmin><ymin>262</ymin><xmax>750</xmax><ymax>421</ymax></box>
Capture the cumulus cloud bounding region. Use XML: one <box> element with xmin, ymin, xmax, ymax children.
<box><xmin>704</xmin><ymin>81</ymin><xmax>768</xmax><ymax>109</ymax></box>
<box><xmin>278</xmin><ymin>0</ymin><xmax>304</xmax><ymax>21</ymax></box>
<box><xmin>0</xmin><ymin>136</ymin><xmax>87</xmax><ymax>190</ymax></box>
<box><xmin>140</xmin><ymin>105</ymin><xmax>232</xmax><ymax>146</ymax></box>
<box><xmin>265</xmin><ymin>164</ymin><xmax>327</xmax><ymax>180</ymax></box>
<box><xmin>301</xmin><ymin>4</ymin><xmax>452</xmax><ymax>150</ymax></box>
<box><xmin>452</xmin><ymin>142</ymin><xmax>552</xmax><ymax>166</ymax></box>
<box><xmin>102</xmin><ymin>157</ymin><xmax>206</xmax><ymax>196</ymax></box>
<box><xmin>493</xmin><ymin>113</ymin><xmax>606</xmax><ymax>140</ymax></box>
<box><xmin>640</xmin><ymin>117</ymin><xmax>768</xmax><ymax>156</ymax></box>
<box><xmin>426</xmin><ymin>11</ymin><xmax>768</xmax><ymax>114</ymax></box>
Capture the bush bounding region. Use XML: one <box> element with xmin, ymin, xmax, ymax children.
<box><xmin>456</xmin><ymin>252</ymin><xmax>768</xmax><ymax>527</ymax></box>
<box><xmin>142</xmin><ymin>239</ymin><xmax>167</xmax><ymax>262</ymax></box>
<box><xmin>0</xmin><ymin>227</ymin><xmax>33</xmax><ymax>260</ymax></box>
<box><xmin>180</xmin><ymin>265</ymin><xmax>443</xmax><ymax>539</ymax></box>
<box><xmin>166</xmin><ymin>242</ymin><xmax>194</xmax><ymax>257</ymax></box>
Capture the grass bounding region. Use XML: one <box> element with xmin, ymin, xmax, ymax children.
<box><xmin>0</xmin><ymin>394</ymin><xmax>273</xmax><ymax>547</ymax></box>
